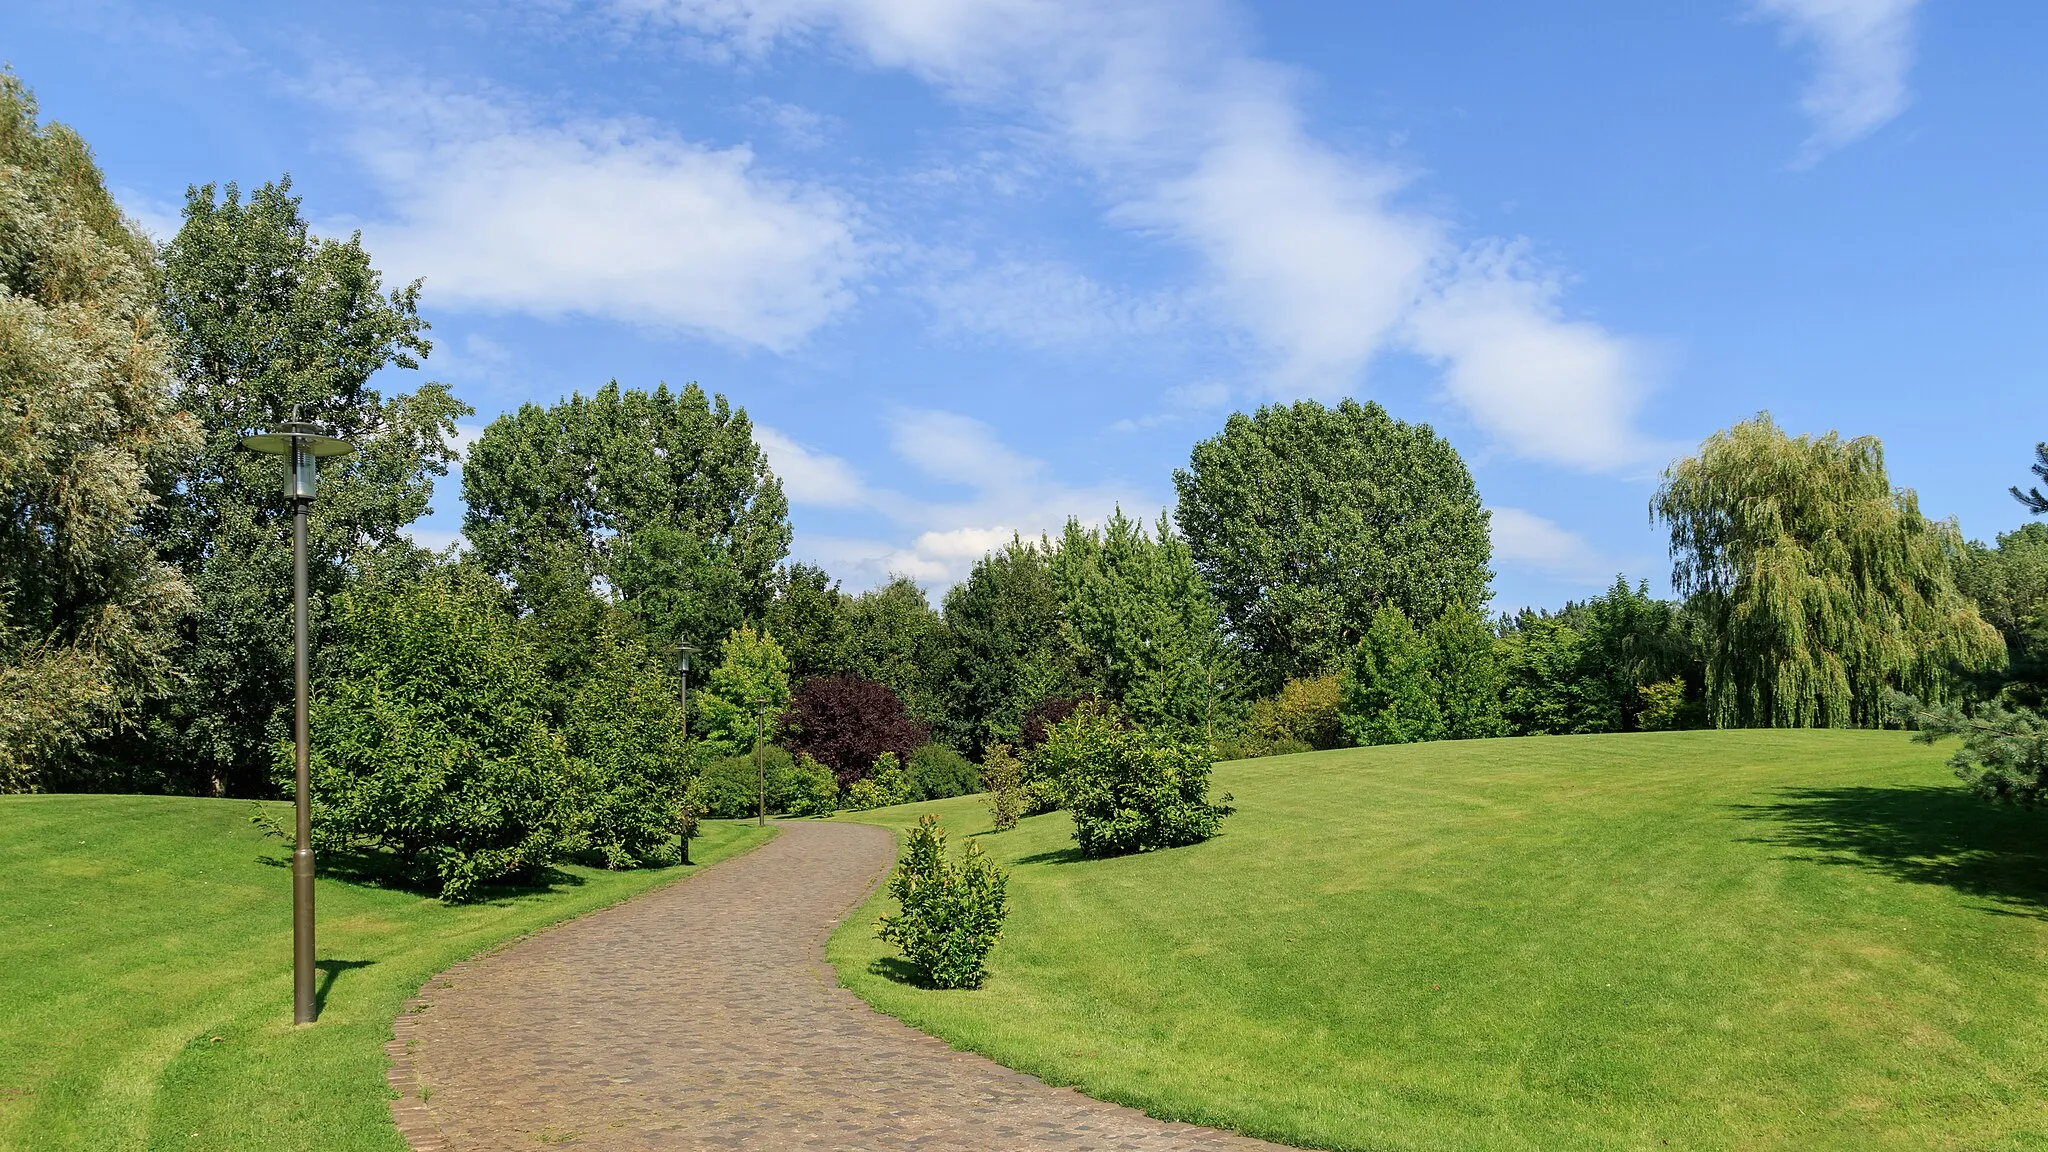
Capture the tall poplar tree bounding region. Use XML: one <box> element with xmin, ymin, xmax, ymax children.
<box><xmin>1653</xmin><ymin>414</ymin><xmax>2003</xmax><ymax>728</ymax></box>
<box><xmin>463</xmin><ymin>382</ymin><xmax>789</xmax><ymax>661</ymax></box>
<box><xmin>133</xmin><ymin>179</ymin><xmax>465</xmax><ymax>796</ymax></box>
<box><xmin>0</xmin><ymin>75</ymin><xmax>199</xmax><ymax>790</ymax></box>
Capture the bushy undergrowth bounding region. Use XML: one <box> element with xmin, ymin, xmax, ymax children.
<box><xmin>301</xmin><ymin>574</ymin><xmax>573</xmax><ymax>901</ymax></box>
<box><xmin>1037</xmin><ymin>700</ymin><xmax>1232</xmax><ymax>857</ymax></box>
<box><xmin>982</xmin><ymin>743</ymin><xmax>1026</xmax><ymax>831</ymax></box>
<box><xmin>876</xmin><ymin>815</ymin><xmax>1007</xmax><ymax>989</ymax></box>
<box><xmin>842</xmin><ymin>751</ymin><xmax>913</xmax><ymax>811</ymax></box>
<box><xmin>907</xmin><ymin>742</ymin><xmax>980</xmax><ymax>800</ymax></box>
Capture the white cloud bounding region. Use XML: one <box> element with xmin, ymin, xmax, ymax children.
<box><xmin>923</xmin><ymin>259</ymin><xmax>1183</xmax><ymax>349</ymax></box>
<box><xmin>316</xmin><ymin>76</ymin><xmax>865</xmax><ymax>350</ymax></box>
<box><xmin>1407</xmin><ymin>243</ymin><xmax>1650</xmax><ymax>470</ymax></box>
<box><xmin>757</xmin><ymin>408</ymin><xmax>1144</xmax><ymax>588</ymax></box>
<box><xmin>1755</xmin><ymin>0</ymin><xmax>1921</xmax><ymax>161</ymax></box>
<box><xmin>1489</xmin><ymin>507</ymin><xmax>1613</xmax><ymax>586</ymax></box>
<box><xmin>447</xmin><ymin>422</ymin><xmax>489</xmax><ymax>462</ymax></box>
<box><xmin>626</xmin><ymin>0</ymin><xmax>1654</xmax><ymax>470</ymax></box>
<box><xmin>754</xmin><ymin>425</ymin><xmax>872</xmax><ymax>508</ymax></box>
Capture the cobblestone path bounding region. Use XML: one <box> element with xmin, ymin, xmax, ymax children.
<box><xmin>386</xmin><ymin>819</ymin><xmax>1287</xmax><ymax>1150</ymax></box>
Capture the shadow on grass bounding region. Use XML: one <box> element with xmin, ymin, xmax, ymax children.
<box><xmin>313</xmin><ymin>959</ymin><xmax>374</xmax><ymax>1015</ymax></box>
<box><xmin>1012</xmin><ymin>845</ymin><xmax>1087</xmax><ymax>867</ymax></box>
<box><xmin>867</xmin><ymin>956</ymin><xmax>927</xmax><ymax>987</ymax></box>
<box><xmin>257</xmin><ymin>846</ymin><xmax>589</xmax><ymax>902</ymax></box>
<box><xmin>1739</xmin><ymin>785</ymin><xmax>2048</xmax><ymax>916</ymax></box>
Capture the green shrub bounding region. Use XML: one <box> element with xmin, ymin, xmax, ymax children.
<box><xmin>1340</xmin><ymin>603</ymin><xmax>1443</xmax><ymax>746</ymax></box>
<box><xmin>700</xmin><ymin>745</ymin><xmax>793</xmax><ymax>819</ymax></box>
<box><xmin>776</xmin><ymin>752</ymin><xmax>840</xmax><ymax>817</ymax></box>
<box><xmin>876</xmin><ymin>815</ymin><xmax>1008</xmax><ymax>989</ymax></box>
<box><xmin>842</xmin><ymin>751</ymin><xmax>913</xmax><ymax>811</ymax></box>
<box><xmin>908</xmin><ymin>743</ymin><xmax>980</xmax><ymax>800</ymax></box>
<box><xmin>1637</xmin><ymin>677</ymin><xmax>1689</xmax><ymax>731</ymax></box>
<box><xmin>1039</xmin><ymin>701</ymin><xmax>1233</xmax><ymax>857</ymax></box>
<box><xmin>302</xmin><ymin>574</ymin><xmax>570</xmax><ymax>901</ymax></box>
<box><xmin>1248</xmin><ymin>674</ymin><xmax>1345</xmax><ymax>751</ymax></box>
<box><xmin>982</xmin><ymin>743</ymin><xmax>1025</xmax><ymax>831</ymax></box>
<box><xmin>563</xmin><ymin>629</ymin><xmax>691</xmax><ymax>868</ymax></box>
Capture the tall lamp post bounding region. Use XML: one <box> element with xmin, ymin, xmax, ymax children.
<box><xmin>753</xmin><ymin>700</ymin><xmax>770</xmax><ymax>827</ymax></box>
<box><xmin>241</xmin><ymin>413</ymin><xmax>354</xmax><ymax>1025</ymax></box>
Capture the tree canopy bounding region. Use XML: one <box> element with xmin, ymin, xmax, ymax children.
<box><xmin>463</xmin><ymin>382</ymin><xmax>789</xmax><ymax>661</ymax></box>
<box><xmin>130</xmin><ymin>177</ymin><xmax>464</xmax><ymax>796</ymax></box>
<box><xmin>0</xmin><ymin>74</ymin><xmax>198</xmax><ymax>790</ymax></box>
<box><xmin>1653</xmin><ymin>413</ymin><xmax>2003</xmax><ymax>727</ymax></box>
<box><xmin>1173</xmin><ymin>398</ymin><xmax>1491</xmax><ymax>689</ymax></box>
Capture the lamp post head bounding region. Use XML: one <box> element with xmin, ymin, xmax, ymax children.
<box><xmin>240</xmin><ymin>412</ymin><xmax>354</xmax><ymax>501</ymax></box>
<box><xmin>676</xmin><ymin>642</ymin><xmax>697</xmax><ymax>674</ymax></box>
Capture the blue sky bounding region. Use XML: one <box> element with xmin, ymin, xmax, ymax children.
<box><xmin>6</xmin><ymin>0</ymin><xmax>2042</xmax><ymax>608</ymax></box>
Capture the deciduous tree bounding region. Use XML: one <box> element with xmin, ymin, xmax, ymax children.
<box><xmin>0</xmin><ymin>75</ymin><xmax>199</xmax><ymax>790</ymax></box>
<box><xmin>1653</xmin><ymin>414</ymin><xmax>2003</xmax><ymax>727</ymax></box>
<box><xmin>1174</xmin><ymin>399</ymin><xmax>1491</xmax><ymax>688</ymax></box>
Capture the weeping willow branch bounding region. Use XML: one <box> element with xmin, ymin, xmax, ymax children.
<box><xmin>1653</xmin><ymin>414</ymin><xmax>2004</xmax><ymax>728</ymax></box>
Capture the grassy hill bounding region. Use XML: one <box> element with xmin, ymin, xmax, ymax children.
<box><xmin>833</xmin><ymin>730</ymin><xmax>2048</xmax><ymax>1151</ymax></box>
<box><xmin>0</xmin><ymin>796</ymin><xmax>771</xmax><ymax>1152</ymax></box>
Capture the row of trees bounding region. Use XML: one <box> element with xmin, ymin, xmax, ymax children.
<box><xmin>6</xmin><ymin>67</ymin><xmax>2045</xmax><ymax>859</ymax></box>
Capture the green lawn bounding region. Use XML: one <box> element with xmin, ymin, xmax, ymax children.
<box><xmin>833</xmin><ymin>730</ymin><xmax>2048</xmax><ymax>1151</ymax></box>
<box><xmin>0</xmin><ymin>796</ymin><xmax>772</xmax><ymax>1152</ymax></box>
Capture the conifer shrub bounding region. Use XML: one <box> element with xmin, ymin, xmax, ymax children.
<box><xmin>982</xmin><ymin>743</ymin><xmax>1026</xmax><ymax>831</ymax></box>
<box><xmin>1039</xmin><ymin>701</ymin><xmax>1233</xmax><ymax>857</ymax></box>
<box><xmin>876</xmin><ymin>815</ymin><xmax>1008</xmax><ymax>989</ymax></box>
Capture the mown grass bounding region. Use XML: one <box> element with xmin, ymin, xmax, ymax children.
<box><xmin>832</xmin><ymin>730</ymin><xmax>2048</xmax><ymax>1151</ymax></box>
<box><xmin>0</xmin><ymin>796</ymin><xmax>772</xmax><ymax>1152</ymax></box>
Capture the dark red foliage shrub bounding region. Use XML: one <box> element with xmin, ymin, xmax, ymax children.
<box><xmin>786</xmin><ymin>675</ymin><xmax>929</xmax><ymax>787</ymax></box>
<box><xmin>1019</xmin><ymin>695</ymin><xmax>1087</xmax><ymax>751</ymax></box>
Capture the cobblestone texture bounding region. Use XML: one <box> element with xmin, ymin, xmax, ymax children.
<box><xmin>386</xmin><ymin>819</ymin><xmax>1287</xmax><ymax>1150</ymax></box>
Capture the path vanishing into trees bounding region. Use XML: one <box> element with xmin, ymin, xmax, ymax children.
<box><xmin>386</xmin><ymin>819</ymin><xmax>1286</xmax><ymax>1150</ymax></box>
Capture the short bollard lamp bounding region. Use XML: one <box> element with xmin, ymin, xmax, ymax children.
<box><xmin>240</xmin><ymin>413</ymin><xmax>354</xmax><ymax>1025</ymax></box>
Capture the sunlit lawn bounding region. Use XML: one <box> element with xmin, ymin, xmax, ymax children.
<box><xmin>0</xmin><ymin>795</ymin><xmax>772</xmax><ymax>1152</ymax></box>
<box><xmin>834</xmin><ymin>730</ymin><xmax>2048</xmax><ymax>1151</ymax></box>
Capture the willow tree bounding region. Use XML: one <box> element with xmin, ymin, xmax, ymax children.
<box><xmin>0</xmin><ymin>75</ymin><xmax>200</xmax><ymax>790</ymax></box>
<box><xmin>1652</xmin><ymin>414</ymin><xmax>2002</xmax><ymax>728</ymax></box>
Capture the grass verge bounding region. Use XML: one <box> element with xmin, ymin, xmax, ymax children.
<box><xmin>0</xmin><ymin>795</ymin><xmax>771</xmax><ymax>1152</ymax></box>
<box><xmin>832</xmin><ymin>730</ymin><xmax>2048</xmax><ymax>1151</ymax></box>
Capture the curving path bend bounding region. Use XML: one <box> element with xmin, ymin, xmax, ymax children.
<box><xmin>386</xmin><ymin>819</ymin><xmax>1286</xmax><ymax>1150</ymax></box>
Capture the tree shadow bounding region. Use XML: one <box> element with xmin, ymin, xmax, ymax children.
<box><xmin>313</xmin><ymin>958</ymin><xmax>375</xmax><ymax>1015</ymax></box>
<box><xmin>256</xmin><ymin>846</ymin><xmax>588</xmax><ymax>902</ymax></box>
<box><xmin>1737</xmin><ymin>785</ymin><xmax>2048</xmax><ymax>917</ymax></box>
<box><xmin>867</xmin><ymin>956</ymin><xmax>927</xmax><ymax>987</ymax></box>
<box><xmin>1012</xmin><ymin>845</ymin><xmax>1087</xmax><ymax>866</ymax></box>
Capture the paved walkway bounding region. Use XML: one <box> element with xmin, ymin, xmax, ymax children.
<box><xmin>386</xmin><ymin>819</ymin><xmax>1286</xmax><ymax>1151</ymax></box>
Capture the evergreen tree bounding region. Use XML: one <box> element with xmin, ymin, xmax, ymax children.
<box><xmin>1339</xmin><ymin>604</ymin><xmax>1443</xmax><ymax>746</ymax></box>
<box><xmin>1654</xmin><ymin>414</ymin><xmax>2003</xmax><ymax>727</ymax></box>
<box><xmin>1427</xmin><ymin>603</ymin><xmax>1503</xmax><ymax>739</ymax></box>
<box><xmin>0</xmin><ymin>75</ymin><xmax>200</xmax><ymax>791</ymax></box>
<box><xmin>1175</xmin><ymin>399</ymin><xmax>1492</xmax><ymax>688</ymax></box>
<box><xmin>943</xmin><ymin>539</ymin><xmax>1083</xmax><ymax>754</ymax></box>
<box><xmin>2014</xmin><ymin>442</ymin><xmax>2047</xmax><ymax>515</ymax></box>
<box><xmin>1051</xmin><ymin>510</ymin><xmax>1230</xmax><ymax>731</ymax></box>
<box><xmin>133</xmin><ymin>177</ymin><xmax>465</xmax><ymax>796</ymax></box>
